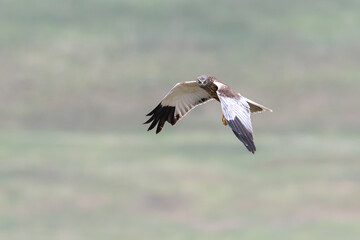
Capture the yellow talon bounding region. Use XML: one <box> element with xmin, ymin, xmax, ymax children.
<box><xmin>222</xmin><ymin>114</ymin><xmax>227</xmax><ymax>126</ymax></box>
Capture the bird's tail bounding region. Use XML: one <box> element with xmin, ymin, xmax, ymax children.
<box><xmin>243</xmin><ymin>97</ymin><xmax>273</xmax><ymax>113</ymax></box>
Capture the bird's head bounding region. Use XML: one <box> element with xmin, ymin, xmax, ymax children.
<box><xmin>196</xmin><ymin>74</ymin><xmax>210</xmax><ymax>87</ymax></box>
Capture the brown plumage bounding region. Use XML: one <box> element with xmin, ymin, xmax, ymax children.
<box><xmin>144</xmin><ymin>75</ymin><xmax>272</xmax><ymax>153</ymax></box>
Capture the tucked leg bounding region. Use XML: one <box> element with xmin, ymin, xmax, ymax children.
<box><xmin>222</xmin><ymin>114</ymin><xmax>227</xmax><ymax>126</ymax></box>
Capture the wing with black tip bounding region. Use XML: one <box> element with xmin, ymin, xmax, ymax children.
<box><xmin>217</xmin><ymin>93</ymin><xmax>256</xmax><ymax>153</ymax></box>
<box><xmin>144</xmin><ymin>81</ymin><xmax>213</xmax><ymax>134</ymax></box>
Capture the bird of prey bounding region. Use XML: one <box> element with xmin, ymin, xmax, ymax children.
<box><xmin>144</xmin><ymin>75</ymin><xmax>272</xmax><ymax>153</ymax></box>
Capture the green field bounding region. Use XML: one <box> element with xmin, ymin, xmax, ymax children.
<box><xmin>1</xmin><ymin>130</ymin><xmax>360</xmax><ymax>239</ymax></box>
<box><xmin>1</xmin><ymin>0</ymin><xmax>360</xmax><ymax>239</ymax></box>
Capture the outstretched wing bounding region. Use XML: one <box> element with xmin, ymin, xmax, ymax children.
<box><xmin>144</xmin><ymin>81</ymin><xmax>213</xmax><ymax>133</ymax></box>
<box><xmin>217</xmin><ymin>93</ymin><xmax>256</xmax><ymax>153</ymax></box>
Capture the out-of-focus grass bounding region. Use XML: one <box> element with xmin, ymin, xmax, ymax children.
<box><xmin>1</xmin><ymin>0</ymin><xmax>360</xmax><ymax>131</ymax></box>
<box><xmin>1</xmin><ymin>129</ymin><xmax>359</xmax><ymax>240</ymax></box>
<box><xmin>1</xmin><ymin>0</ymin><xmax>360</xmax><ymax>239</ymax></box>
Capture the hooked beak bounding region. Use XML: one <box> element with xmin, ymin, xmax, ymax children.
<box><xmin>198</xmin><ymin>80</ymin><xmax>206</xmax><ymax>87</ymax></box>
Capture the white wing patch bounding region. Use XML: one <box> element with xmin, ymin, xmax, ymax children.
<box><xmin>217</xmin><ymin>93</ymin><xmax>256</xmax><ymax>153</ymax></box>
<box><xmin>219</xmin><ymin>95</ymin><xmax>253</xmax><ymax>132</ymax></box>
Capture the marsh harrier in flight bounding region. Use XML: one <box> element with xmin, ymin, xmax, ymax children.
<box><xmin>144</xmin><ymin>75</ymin><xmax>272</xmax><ymax>153</ymax></box>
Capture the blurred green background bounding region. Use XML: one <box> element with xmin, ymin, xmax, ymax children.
<box><xmin>1</xmin><ymin>0</ymin><xmax>360</xmax><ymax>239</ymax></box>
